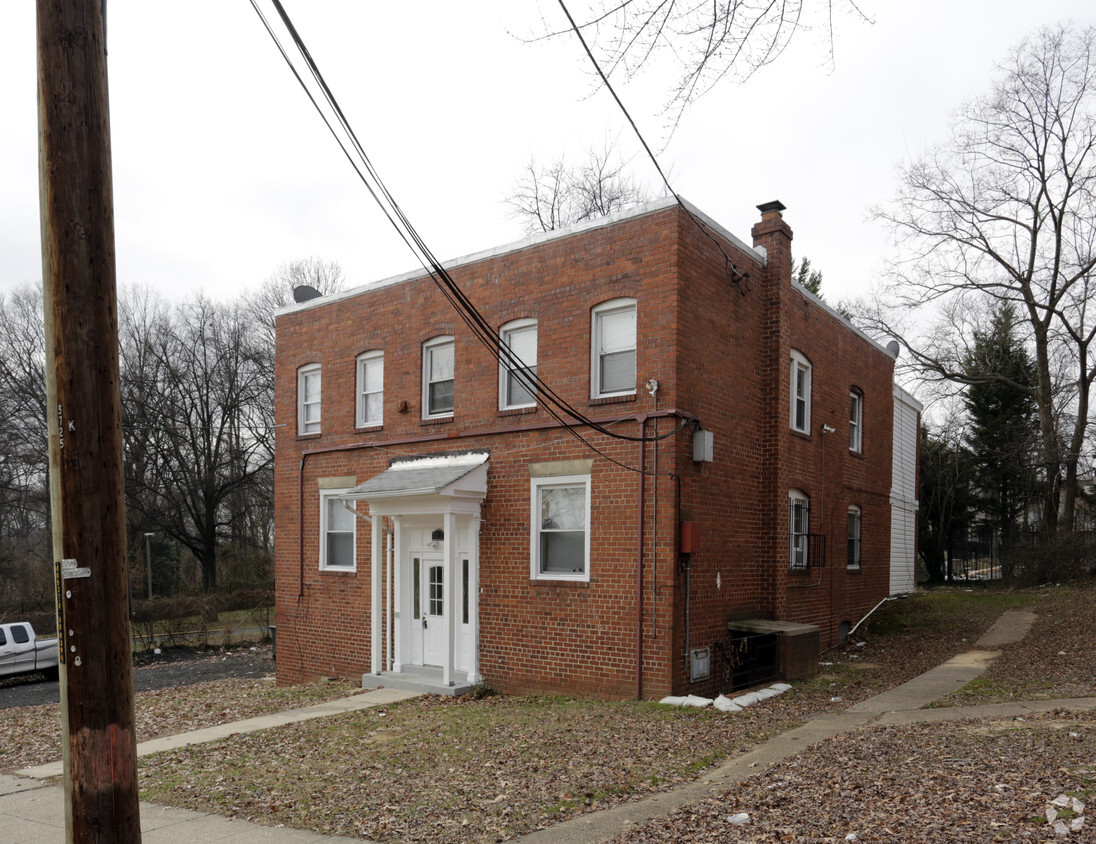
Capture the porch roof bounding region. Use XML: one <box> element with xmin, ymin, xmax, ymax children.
<box><xmin>344</xmin><ymin>451</ymin><xmax>489</xmax><ymax>500</ymax></box>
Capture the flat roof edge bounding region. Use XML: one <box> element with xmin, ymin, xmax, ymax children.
<box><xmin>275</xmin><ymin>196</ymin><xmax>766</xmax><ymax>317</ymax></box>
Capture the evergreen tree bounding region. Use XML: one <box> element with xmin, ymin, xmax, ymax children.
<box><xmin>793</xmin><ymin>257</ymin><xmax>823</xmax><ymax>296</ymax></box>
<box><xmin>962</xmin><ymin>304</ymin><xmax>1039</xmax><ymax>547</ymax></box>
<box><xmin>919</xmin><ymin>424</ymin><xmax>975</xmax><ymax>583</ymax></box>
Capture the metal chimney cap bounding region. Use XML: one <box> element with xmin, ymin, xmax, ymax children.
<box><xmin>757</xmin><ymin>200</ymin><xmax>786</xmax><ymax>215</ymax></box>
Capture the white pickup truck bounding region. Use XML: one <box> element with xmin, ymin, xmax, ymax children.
<box><xmin>0</xmin><ymin>622</ymin><xmax>59</xmax><ymax>681</ymax></box>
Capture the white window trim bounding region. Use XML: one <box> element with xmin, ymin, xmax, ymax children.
<box><xmin>790</xmin><ymin>350</ymin><xmax>812</xmax><ymax>434</ymax></box>
<box><xmin>591</xmin><ymin>298</ymin><xmax>637</xmax><ymax>399</ymax></box>
<box><xmin>297</xmin><ymin>363</ymin><xmax>321</xmax><ymax>435</ymax></box>
<box><xmin>788</xmin><ymin>489</ymin><xmax>810</xmax><ymax>570</ymax></box>
<box><xmin>422</xmin><ymin>336</ymin><xmax>455</xmax><ymax>420</ymax></box>
<box><xmin>499</xmin><ymin>318</ymin><xmax>538</xmax><ymax>410</ymax></box>
<box><xmin>847</xmin><ymin>505</ymin><xmax>862</xmax><ymax>570</ymax></box>
<box><xmin>530</xmin><ymin>473</ymin><xmax>591</xmax><ymax>582</ymax></box>
<box><xmin>356</xmin><ymin>350</ymin><xmax>384</xmax><ymax>429</ymax></box>
<box><xmin>849</xmin><ymin>389</ymin><xmax>863</xmax><ymax>453</ymax></box>
<box><xmin>319</xmin><ymin>488</ymin><xmax>356</xmax><ymax>571</ymax></box>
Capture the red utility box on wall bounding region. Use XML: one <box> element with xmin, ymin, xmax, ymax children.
<box><xmin>680</xmin><ymin>521</ymin><xmax>701</xmax><ymax>554</ymax></box>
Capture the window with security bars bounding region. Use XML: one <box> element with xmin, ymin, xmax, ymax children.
<box><xmin>788</xmin><ymin>490</ymin><xmax>809</xmax><ymax>569</ymax></box>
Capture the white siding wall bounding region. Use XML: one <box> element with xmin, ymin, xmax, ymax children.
<box><xmin>890</xmin><ymin>385</ymin><xmax>921</xmax><ymax>594</ymax></box>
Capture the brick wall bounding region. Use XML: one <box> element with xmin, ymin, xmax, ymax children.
<box><xmin>274</xmin><ymin>200</ymin><xmax>896</xmax><ymax>699</ymax></box>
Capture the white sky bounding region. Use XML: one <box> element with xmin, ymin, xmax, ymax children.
<box><xmin>1</xmin><ymin>2</ymin><xmax>1093</xmax><ymax>307</ymax></box>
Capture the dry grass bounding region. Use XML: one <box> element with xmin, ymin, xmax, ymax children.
<box><xmin>5</xmin><ymin>582</ymin><xmax>1095</xmax><ymax>842</ymax></box>
<box><xmin>0</xmin><ymin>675</ymin><xmax>363</xmax><ymax>774</ymax></box>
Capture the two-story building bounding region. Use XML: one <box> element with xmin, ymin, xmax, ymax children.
<box><xmin>273</xmin><ymin>197</ymin><xmax>919</xmax><ymax>700</ymax></box>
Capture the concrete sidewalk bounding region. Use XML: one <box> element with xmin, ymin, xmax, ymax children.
<box><xmin>6</xmin><ymin>608</ymin><xmax>1093</xmax><ymax>843</ymax></box>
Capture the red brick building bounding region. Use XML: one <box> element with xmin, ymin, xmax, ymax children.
<box><xmin>274</xmin><ymin>198</ymin><xmax>918</xmax><ymax>700</ymax></box>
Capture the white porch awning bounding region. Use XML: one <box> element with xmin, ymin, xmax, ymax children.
<box><xmin>344</xmin><ymin>450</ymin><xmax>489</xmax><ymax>501</ymax></box>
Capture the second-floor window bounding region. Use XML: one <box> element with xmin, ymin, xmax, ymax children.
<box><xmin>849</xmin><ymin>389</ymin><xmax>863</xmax><ymax>453</ymax></box>
<box><xmin>500</xmin><ymin>319</ymin><xmax>537</xmax><ymax>409</ymax></box>
<box><xmin>592</xmin><ymin>298</ymin><xmax>637</xmax><ymax>398</ymax></box>
<box><xmin>298</xmin><ymin>364</ymin><xmax>321</xmax><ymax>435</ymax></box>
<box><xmin>356</xmin><ymin>351</ymin><xmax>384</xmax><ymax>428</ymax></box>
<box><xmin>423</xmin><ymin>336</ymin><xmax>455</xmax><ymax>418</ymax></box>
<box><xmin>790</xmin><ymin>351</ymin><xmax>812</xmax><ymax>434</ymax></box>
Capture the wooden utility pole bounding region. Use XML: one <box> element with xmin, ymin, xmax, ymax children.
<box><xmin>36</xmin><ymin>1</ymin><xmax>142</xmax><ymax>841</ymax></box>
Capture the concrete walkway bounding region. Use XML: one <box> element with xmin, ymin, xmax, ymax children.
<box><xmin>6</xmin><ymin>609</ymin><xmax>1094</xmax><ymax>843</ymax></box>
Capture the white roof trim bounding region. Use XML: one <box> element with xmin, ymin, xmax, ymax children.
<box><xmin>275</xmin><ymin>195</ymin><xmax>767</xmax><ymax>317</ymax></box>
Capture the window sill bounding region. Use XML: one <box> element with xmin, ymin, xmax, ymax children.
<box><xmin>356</xmin><ymin>424</ymin><xmax>383</xmax><ymax>432</ymax></box>
<box><xmin>421</xmin><ymin>415</ymin><xmax>454</xmax><ymax>426</ymax></box>
<box><xmin>319</xmin><ymin>568</ymin><xmax>357</xmax><ymax>575</ymax></box>
<box><xmin>789</xmin><ymin>429</ymin><xmax>813</xmax><ymax>442</ymax></box>
<box><xmin>296</xmin><ymin>432</ymin><xmax>322</xmax><ymax>441</ymax></box>
<box><xmin>498</xmin><ymin>406</ymin><xmax>537</xmax><ymax>417</ymax></box>
<box><xmin>589</xmin><ymin>393</ymin><xmax>636</xmax><ymax>407</ymax></box>
<box><xmin>787</xmin><ymin>566</ymin><xmax>812</xmax><ymax>576</ymax></box>
<box><xmin>846</xmin><ymin>565</ymin><xmax>862</xmax><ymax>573</ymax></box>
<box><xmin>529</xmin><ymin>577</ymin><xmax>590</xmax><ymax>588</ymax></box>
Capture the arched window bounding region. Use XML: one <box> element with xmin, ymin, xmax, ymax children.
<box><xmin>297</xmin><ymin>363</ymin><xmax>321</xmax><ymax>435</ymax></box>
<box><xmin>591</xmin><ymin>298</ymin><xmax>637</xmax><ymax>398</ymax></box>
<box><xmin>422</xmin><ymin>336</ymin><xmax>455</xmax><ymax>418</ymax></box>
<box><xmin>499</xmin><ymin>319</ymin><xmax>537</xmax><ymax>409</ymax></box>
<box><xmin>356</xmin><ymin>351</ymin><xmax>384</xmax><ymax>428</ymax></box>
<box><xmin>790</xmin><ymin>350</ymin><xmax>812</xmax><ymax>433</ymax></box>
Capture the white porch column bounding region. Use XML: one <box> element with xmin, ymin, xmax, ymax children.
<box><xmin>442</xmin><ymin>510</ymin><xmax>457</xmax><ymax>686</ymax></box>
<box><xmin>391</xmin><ymin>516</ymin><xmax>403</xmax><ymax>672</ymax></box>
<box><xmin>370</xmin><ymin>513</ymin><xmax>382</xmax><ymax>675</ymax></box>
<box><xmin>468</xmin><ymin>513</ymin><xmax>482</xmax><ymax>684</ymax></box>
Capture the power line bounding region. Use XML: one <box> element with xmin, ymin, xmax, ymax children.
<box><xmin>554</xmin><ymin>0</ymin><xmax>750</xmax><ymax>293</ymax></box>
<box><xmin>249</xmin><ymin>0</ymin><xmax>696</xmax><ymax>474</ymax></box>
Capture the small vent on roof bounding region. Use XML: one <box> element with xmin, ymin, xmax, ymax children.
<box><xmin>292</xmin><ymin>285</ymin><xmax>322</xmax><ymax>304</ymax></box>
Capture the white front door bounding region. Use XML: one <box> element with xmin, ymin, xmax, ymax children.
<box><xmin>411</xmin><ymin>553</ymin><xmax>445</xmax><ymax>667</ymax></box>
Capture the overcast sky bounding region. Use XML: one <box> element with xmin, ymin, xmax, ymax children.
<box><xmin>1</xmin><ymin>2</ymin><xmax>1092</xmax><ymax>308</ymax></box>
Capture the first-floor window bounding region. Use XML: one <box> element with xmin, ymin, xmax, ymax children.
<box><xmin>531</xmin><ymin>474</ymin><xmax>591</xmax><ymax>580</ymax></box>
<box><xmin>847</xmin><ymin>505</ymin><xmax>862</xmax><ymax>569</ymax></box>
<box><xmin>320</xmin><ymin>489</ymin><xmax>355</xmax><ymax>570</ymax></box>
<box><xmin>788</xmin><ymin>489</ymin><xmax>809</xmax><ymax>570</ymax></box>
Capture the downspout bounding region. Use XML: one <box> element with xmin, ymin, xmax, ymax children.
<box><xmin>636</xmin><ymin>414</ymin><xmax>648</xmax><ymax>700</ymax></box>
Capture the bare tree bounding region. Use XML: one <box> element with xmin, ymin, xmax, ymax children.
<box><xmin>244</xmin><ymin>258</ymin><xmax>347</xmax><ymax>352</ymax></box>
<box><xmin>506</xmin><ymin>142</ymin><xmax>653</xmax><ymax>234</ymax></box>
<box><xmin>860</xmin><ymin>24</ymin><xmax>1096</xmax><ymax>535</ymax></box>
<box><xmin>122</xmin><ymin>293</ymin><xmax>274</xmax><ymax>592</ymax></box>
<box><xmin>542</xmin><ymin>1</ymin><xmax>872</xmax><ymax>128</ymax></box>
<box><xmin>0</xmin><ymin>285</ymin><xmax>52</xmax><ymax>606</ymax></box>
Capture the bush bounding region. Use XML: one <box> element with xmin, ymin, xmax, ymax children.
<box><xmin>1007</xmin><ymin>532</ymin><xmax>1096</xmax><ymax>585</ymax></box>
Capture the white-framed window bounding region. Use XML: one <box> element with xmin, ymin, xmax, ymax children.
<box><xmin>849</xmin><ymin>389</ymin><xmax>863</xmax><ymax>453</ymax></box>
<box><xmin>422</xmin><ymin>336</ymin><xmax>455</xmax><ymax>419</ymax></box>
<box><xmin>788</xmin><ymin>489</ymin><xmax>810</xmax><ymax>570</ymax></box>
<box><xmin>591</xmin><ymin>298</ymin><xmax>637</xmax><ymax>398</ymax></box>
<box><xmin>790</xmin><ymin>350</ymin><xmax>812</xmax><ymax>434</ymax></box>
<box><xmin>847</xmin><ymin>505</ymin><xmax>862</xmax><ymax>569</ymax></box>
<box><xmin>531</xmin><ymin>474</ymin><xmax>591</xmax><ymax>581</ymax></box>
<box><xmin>499</xmin><ymin>319</ymin><xmax>537</xmax><ymax>409</ymax></box>
<box><xmin>356</xmin><ymin>351</ymin><xmax>384</xmax><ymax>428</ymax></box>
<box><xmin>320</xmin><ymin>489</ymin><xmax>355</xmax><ymax>571</ymax></box>
<box><xmin>298</xmin><ymin>364</ymin><xmax>321</xmax><ymax>435</ymax></box>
